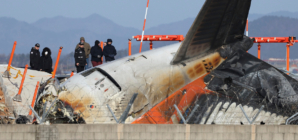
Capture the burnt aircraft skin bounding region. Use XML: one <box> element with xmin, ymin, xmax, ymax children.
<box><xmin>132</xmin><ymin>0</ymin><xmax>298</xmax><ymax>124</ymax></box>
<box><xmin>132</xmin><ymin>37</ymin><xmax>295</xmax><ymax>125</ymax></box>
<box><xmin>133</xmin><ymin>0</ymin><xmax>257</xmax><ymax>124</ymax></box>
<box><xmin>183</xmin><ymin>36</ymin><xmax>298</xmax><ymax>125</ymax></box>
<box><xmin>54</xmin><ymin>47</ymin><xmax>225</xmax><ymax>124</ymax></box>
<box><xmin>203</xmin><ymin>37</ymin><xmax>298</xmax><ymax>120</ymax></box>
<box><xmin>37</xmin><ymin>0</ymin><xmax>298</xmax><ymax>124</ymax></box>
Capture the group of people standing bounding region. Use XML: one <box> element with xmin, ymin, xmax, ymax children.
<box><xmin>29</xmin><ymin>37</ymin><xmax>117</xmax><ymax>74</ymax></box>
<box><xmin>74</xmin><ymin>37</ymin><xmax>117</xmax><ymax>73</ymax></box>
<box><xmin>30</xmin><ymin>43</ymin><xmax>53</xmax><ymax>74</ymax></box>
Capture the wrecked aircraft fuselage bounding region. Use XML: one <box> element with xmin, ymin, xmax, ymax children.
<box><xmin>34</xmin><ymin>37</ymin><xmax>298</xmax><ymax>125</ymax></box>
<box><xmin>33</xmin><ymin>0</ymin><xmax>298</xmax><ymax>125</ymax></box>
<box><xmin>35</xmin><ymin>43</ymin><xmax>224</xmax><ymax>124</ymax></box>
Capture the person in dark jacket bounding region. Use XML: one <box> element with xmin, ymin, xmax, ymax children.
<box><xmin>75</xmin><ymin>42</ymin><xmax>87</xmax><ymax>73</ymax></box>
<box><xmin>103</xmin><ymin>39</ymin><xmax>117</xmax><ymax>62</ymax></box>
<box><xmin>30</xmin><ymin>43</ymin><xmax>40</xmax><ymax>70</ymax></box>
<box><xmin>90</xmin><ymin>40</ymin><xmax>103</xmax><ymax>67</ymax></box>
<box><xmin>75</xmin><ymin>37</ymin><xmax>91</xmax><ymax>69</ymax></box>
<box><xmin>39</xmin><ymin>47</ymin><xmax>53</xmax><ymax>74</ymax></box>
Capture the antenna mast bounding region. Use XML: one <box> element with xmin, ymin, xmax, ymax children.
<box><xmin>139</xmin><ymin>0</ymin><xmax>150</xmax><ymax>53</ymax></box>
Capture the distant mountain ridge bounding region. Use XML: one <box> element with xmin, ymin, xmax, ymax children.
<box><xmin>1</xmin><ymin>11</ymin><xmax>298</xmax><ymax>60</ymax></box>
<box><xmin>249</xmin><ymin>11</ymin><xmax>298</xmax><ymax>21</ymax></box>
<box><xmin>0</xmin><ymin>14</ymin><xmax>141</xmax><ymax>55</ymax></box>
<box><xmin>32</xmin><ymin>14</ymin><xmax>140</xmax><ymax>36</ymax></box>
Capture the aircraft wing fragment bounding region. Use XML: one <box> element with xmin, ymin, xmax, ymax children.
<box><xmin>171</xmin><ymin>0</ymin><xmax>251</xmax><ymax>64</ymax></box>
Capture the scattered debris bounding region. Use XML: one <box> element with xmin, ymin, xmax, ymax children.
<box><xmin>0</xmin><ymin>88</ymin><xmax>6</xmax><ymax>103</ymax></box>
<box><xmin>260</xmin><ymin>121</ymin><xmax>265</xmax><ymax>125</ymax></box>
<box><xmin>0</xmin><ymin>104</ymin><xmax>6</xmax><ymax>112</ymax></box>
<box><xmin>0</xmin><ymin>87</ymin><xmax>14</xmax><ymax>124</ymax></box>
<box><xmin>15</xmin><ymin>115</ymin><xmax>30</xmax><ymax>124</ymax></box>
<box><xmin>0</xmin><ymin>88</ymin><xmax>9</xmax><ymax>117</ymax></box>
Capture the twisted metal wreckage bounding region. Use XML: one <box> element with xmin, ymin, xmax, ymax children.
<box><xmin>22</xmin><ymin>0</ymin><xmax>298</xmax><ymax>125</ymax></box>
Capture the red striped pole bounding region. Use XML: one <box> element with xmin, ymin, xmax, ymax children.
<box><xmin>128</xmin><ymin>39</ymin><xmax>132</xmax><ymax>56</ymax></box>
<box><xmin>246</xmin><ymin>19</ymin><xmax>248</xmax><ymax>36</ymax></box>
<box><xmin>7</xmin><ymin>41</ymin><xmax>17</xmax><ymax>72</ymax></box>
<box><xmin>139</xmin><ymin>0</ymin><xmax>150</xmax><ymax>53</ymax></box>
<box><xmin>13</xmin><ymin>64</ymin><xmax>28</xmax><ymax>102</ymax></box>
<box><xmin>258</xmin><ymin>43</ymin><xmax>261</xmax><ymax>59</ymax></box>
<box><xmin>100</xmin><ymin>41</ymin><xmax>103</xmax><ymax>62</ymax></box>
<box><xmin>70</xmin><ymin>71</ymin><xmax>74</xmax><ymax>77</ymax></box>
<box><xmin>52</xmin><ymin>47</ymin><xmax>63</xmax><ymax>79</ymax></box>
<box><xmin>287</xmin><ymin>43</ymin><xmax>290</xmax><ymax>72</ymax></box>
<box><xmin>29</xmin><ymin>81</ymin><xmax>39</xmax><ymax>116</ymax></box>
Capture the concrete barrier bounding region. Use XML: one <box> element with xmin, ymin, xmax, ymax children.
<box><xmin>0</xmin><ymin>124</ymin><xmax>297</xmax><ymax>140</ymax></box>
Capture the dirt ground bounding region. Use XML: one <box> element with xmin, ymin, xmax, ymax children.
<box><xmin>0</xmin><ymin>87</ymin><xmax>8</xmax><ymax>115</ymax></box>
<box><xmin>0</xmin><ymin>87</ymin><xmax>13</xmax><ymax>124</ymax></box>
<box><xmin>0</xmin><ymin>87</ymin><xmax>5</xmax><ymax>103</ymax></box>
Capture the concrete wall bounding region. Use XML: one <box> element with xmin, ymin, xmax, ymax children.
<box><xmin>0</xmin><ymin>124</ymin><xmax>297</xmax><ymax>140</ymax></box>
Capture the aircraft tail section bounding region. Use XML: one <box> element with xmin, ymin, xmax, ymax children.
<box><xmin>171</xmin><ymin>0</ymin><xmax>251</xmax><ymax>65</ymax></box>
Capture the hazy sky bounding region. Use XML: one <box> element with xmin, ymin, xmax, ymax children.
<box><xmin>0</xmin><ymin>0</ymin><xmax>297</xmax><ymax>29</ymax></box>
